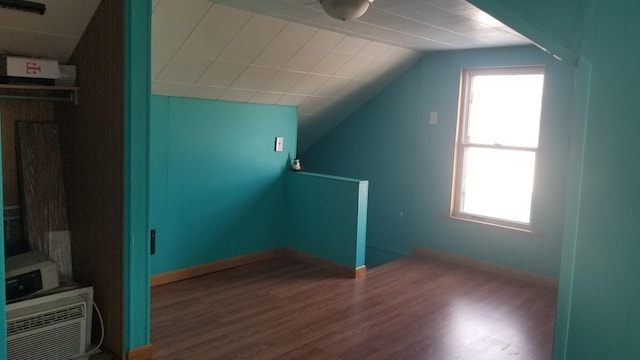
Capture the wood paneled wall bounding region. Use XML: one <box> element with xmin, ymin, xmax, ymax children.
<box><xmin>1</xmin><ymin>100</ymin><xmax>55</xmax><ymax>207</ymax></box>
<box><xmin>1</xmin><ymin>100</ymin><xmax>55</xmax><ymax>256</ymax></box>
<box><xmin>55</xmin><ymin>0</ymin><xmax>125</xmax><ymax>356</ymax></box>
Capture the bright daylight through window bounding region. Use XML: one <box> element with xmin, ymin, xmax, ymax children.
<box><xmin>452</xmin><ymin>66</ymin><xmax>545</xmax><ymax>230</ymax></box>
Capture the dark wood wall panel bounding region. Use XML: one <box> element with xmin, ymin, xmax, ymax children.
<box><xmin>1</xmin><ymin>101</ymin><xmax>55</xmax><ymax>257</ymax></box>
<box><xmin>16</xmin><ymin>122</ymin><xmax>72</xmax><ymax>280</ymax></box>
<box><xmin>55</xmin><ymin>0</ymin><xmax>125</xmax><ymax>356</ymax></box>
<box><xmin>1</xmin><ymin>100</ymin><xmax>55</xmax><ymax>207</ymax></box>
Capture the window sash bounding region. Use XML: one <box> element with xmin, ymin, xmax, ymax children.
<box><xmin>451</xmin><ymin>66</ymin><xmax>544</xmax><ymax>231</ymax></box>
<box><xmin>457</xmin><ymin>146</ymin><xmax>536</xmax><ymax>225</ymax></box>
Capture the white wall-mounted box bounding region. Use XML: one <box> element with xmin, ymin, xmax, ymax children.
<box><xmin>1</xmin><ymin>56</ymin><xmax>60</xmax><ymax>80</ymax></box>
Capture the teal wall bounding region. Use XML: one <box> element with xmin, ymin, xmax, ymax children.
<box><xmin>286</xmin><ymin>172</ymin><xmax>368</xmax><ymax>268</ymax></box>
<box><xmin>561</xmin><ymin>2</ymin><xmax>640</xmax><ymax>359</ymax></box>
<box><xmin>124</xmin><ymin>0</ymin><xmax>151</xmax><ymax>352</ymax></box>
<box><xmin>302</xmin><ymin>65</ymin><xmax>422</xmax><ymax>267</ymax></box>
<box><xmin>303</xmin><ymin>45</ymin><xmax>575</xmax><ymax>276</ymax></box>
<box><xmin>412</xmin><ymin>46</ymin><xmax>574</xmax><ymax>278</ymax></box>
<box><xmin>466</xmin><ymin>2</ymin><xmax>640</xmax><ymax>359</ymax></box>
<box><xmin>0</xmin><ymin>109</ymin><xmax>7</xmax><ymax>359</ymax></box>
<box><xmin>150</xmin><ymin>96</ymin><xmax>297</xmax><ymax>275</ymax></box>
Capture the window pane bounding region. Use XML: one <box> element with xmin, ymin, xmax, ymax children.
<box><xmin>460</xmin><ymin>147</ymin><xmax>535</xmax><ymax>223</ymax></box>
<box><xmin>467</xmin><ymin>74</ymin><xmax>544</xmax><ymax>148</ymax></box>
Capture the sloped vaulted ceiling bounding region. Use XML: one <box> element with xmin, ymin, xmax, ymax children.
<box><xmin>0</xmin><ymin>0</ymin><xmax>101</xmax><ymax>63</ymax></box>
<box><xmin>152</xmin><ymin>0</ymin><xmax>530</xmax><ymax>150</ymax></box>
<box><xmin>0</xmin><ymin>0</ymin><xmax>529</xmax><ymax>151</ymax></box>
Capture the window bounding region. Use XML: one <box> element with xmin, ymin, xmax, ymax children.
<box><xmin>452</xmin><ymin>66</ymin><xmax>545</xmax><ymax>230</ymax></box>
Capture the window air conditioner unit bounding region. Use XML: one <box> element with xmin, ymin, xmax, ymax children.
<box><xmin>6</xmin><ymin>286</ymin><xmax>93</xmax><ymax>360</ymax></box>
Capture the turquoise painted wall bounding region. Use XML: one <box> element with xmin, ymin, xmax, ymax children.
<box><xmin>304</xmin><ymin>46</ymin><xmax>575</xmax><ymax>276</ymax></box>
<box><xmin>286</xmin><ymin>172</ymin><xmax>368</xmax><ymax>268</ymax></box>
<box><xmin>124</xmin><ymin>0</ymin><xmax>151</xmax><ymax>352</ymax></box>
<box><xmin>561</xmin><ymin>2</ymin><xmax>640</xmax><ymax>359</ymax></box>
<box><xmin>408</xmin><ymin>0</ymin><xmax>640</xmax><ymax>358</ymax></box>
<box><xmin>412</xmin><ymin>46</ymin><xmax>575</xmax><ymax>278</ymax></box>
<box><xmin>150</xmin><ymin>96</ymin><xmax>297</xmax><ymax>275</ymax></box>
<box><xmin>0</xmin><ymin>109</ymin><xmax>7</xmax><ymax>359</ymax></box>
<box><xmin>302</xmin><ymin>66</ymin><xmax>422</xmax><ymax>267</ymax></box>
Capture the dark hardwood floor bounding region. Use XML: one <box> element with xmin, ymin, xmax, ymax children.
<box><xmin>151</xmin><ymin>255</ymin><xmax>557</xmax><ymax>360</ymax></box>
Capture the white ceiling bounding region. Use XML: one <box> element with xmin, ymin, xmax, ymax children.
<box><xmin>216</xmin><ymin>0</ymin><xmax>527</xmax><ymax>51</ymax></box>
<box><xmin>152</xmin><ymin>0</ymin><xmax>530</xmax><ymax>149</ymax></box>
<box><xmin>0</xmin><ymin>0</ymin><xmax>530</xmax><ymax>150</ymax></box>
<box><xmin>0</xmin><ymin>0</ymin><xmax>101</xmax><ymax>63</ymax></box>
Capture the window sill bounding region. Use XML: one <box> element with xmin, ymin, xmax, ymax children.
<box><xmin>446</xmin><ymin>214</ymin><xmax>541</xmax><ymax>236</ymax></box>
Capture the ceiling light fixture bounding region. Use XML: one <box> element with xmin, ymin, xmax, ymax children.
<box><xmin>319</xmin><ymin>0</ymin><xmax>373</xmax><ymax>21</ymax></box>
<box><xmin>0</xmin><ymin>0</ymin><xmax>46</xmax><ymax>15</ymax></box>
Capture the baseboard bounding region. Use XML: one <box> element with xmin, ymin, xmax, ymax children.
<box><xmin>151</xmin><ymin>247</ymin><xmax>366</xmax><ymax>286</ymax></box>
<box><xmin>283</xmin><ymin>248</ymin><xmax>366</xmax><ymax>278</ymax></box>
<box><xmin>127</xmin><ymin>344</ymin><xmax>153</xmax><ymax>360</ymax></box>
<box><xmin>413</xmin><ymin>246</ymin><xmax>558</xmax><ymax>288</ymax></box>
<box><xmin>150</xmin><ymin>248</ymin><xmax>286</xmax><ymax>286</ymax></box>
<box><xmin>355</xmin><ymin>265</ymin><xmax>367</xmax><ymax>278</ymax></box>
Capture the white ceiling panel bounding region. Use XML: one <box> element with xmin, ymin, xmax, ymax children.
<box><xmin>152</xmin><ymin>50</ymin><xmax>174</xmax><ymax>79</ymax></box>
<box><xmin>283</xmin><ymin>45</ymin><xmax>329</xmax><ymax>73</ymax></box>
<box><xmin>334</xmin><ymin>55</ymin><xmax>375</xmax><ymax>79</ymax></box>
<box><xmin>335</xmin><ymin>79</ymin><xmax>369</xmax><ymax>99</ymax></box>
<box><xmin>313</xmin><ymin>77</ymin><xmax>351</xmax><ymax>98</ymax></box>
<box><xmin>219</xmin><ymin>88</ymin><xmax>257</xmax><ymax>102</ymax></box>
<box><xmin>186</xmin><ymin>85</ymin><xmax>227</xmax><ymax>100</ymax></box>
<box><xmin>277</xmin><ymin>94</ymin><xmax>307</xmax><ymax>107</ymax></box>
<box><xmin>299</xmin><ymin>96</ymin><xmax>333</xmax><ymax>115</ymax></box>
<box><xmin>289</xmin><ymin>74</ymin><xmax>331</xmax><ymax>96</ymax></box>
<box><xmin>0</xmin><ymin>28</ymin><xmax>78</xmax><ymax>62</ymax></box>
<box><xmin>0</xmin><ymin>0</ymin><xmax>100</xmax><ymax>38</ymax></box>
<box><xmin>216</xmin><ymin>14</ymin><xmax>288</xmax><ymax>63</ymax></box>
<box><xmin>263</xmin><ymin>70</ymin><xmax>305</xmax><ymax>93</ymax></box>
<box><xmin>306</xmin><ymin>29</ymin><xmax>345</xmax><ymax>50</ymax></box>
<box><xmin>0</xmin><ymin>0</ymin><xmax>531</xmax><ymax>150</ymax></box>
<box><xmin>152</xmin><ymin>0</ymin><xmax>211</xmax><ymax>57</ymax></box>
<box><xmin>334</xmin><ymin>37</ymin><xmax>370</xmax><ymax>55</ymax></box>
<box><xmin>157</xmin><ymin>55</ymin><xmax>212</xmax><ymax>84</ymax></box>
<box><xmin>222</xmin><ymin>0</ymin><xmax>528</xmax><ymax>52</ymax></box>
<box><xmin>274</xmin><ymin>6</ymin><xmax>323</xmax><ymax>21</ymax></box>
<box><xmin>249</xmin><ymin>91</ymin><xmax>285</xmax><ymax>105</ymax></box>
<box><xmin>147</xmin><ymin>0</ymin><xmax>531</xmax><ymax>150</ymax></box>
<box><xmin>197</xmin><ymin>60</ymin><xmax>248</xmax><ymax>87</ymax></box>
<box><xmin>310</xmin><ymin>51</ymin><xmax>353</xmax><ymax>76</ymax></box>
<box><xmin>152</xmin><ymin>80</ymin><xmax>192</xmax><ymax>97</ymax></box>
<box><xmin>177</xmin><ymin>6</ymin><xmax>251</xmax><ymax>59</ymax></box>
<box><xmin>232</xmin><ymin>66</ymin><xmax>278</xmax><ymax>90</ymax></box>
<box><xmin>0</xmin><ymin>0</ymin><xmax>101</xmax><ymax>62</ymax></box>
<box><xmin>357</xmin><ymin>41</ymin><xmax>392</xmax><ymax>58</ymax></box>
<box><xmin>253</xmin><ymin>22</ymin><xmax>317</xmax><ymax>68</ymax></box>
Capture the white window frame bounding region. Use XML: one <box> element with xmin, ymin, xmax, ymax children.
<box><xmin>451</xmin><ymin>66</ymin><xmax>545</xmax><ymax>231</ymax></box>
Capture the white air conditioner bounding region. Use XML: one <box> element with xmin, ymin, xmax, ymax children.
<box><xmin>6</xmin><ymin>286</ymin><xmax>93</xmax><ymax>360</ymax></box>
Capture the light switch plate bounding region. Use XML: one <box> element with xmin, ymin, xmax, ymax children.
<box><xmin>275</xmin><ymin>137</ymin><xmax>284</xmax><ymax>152</ymax></box>
<box><xmin>429</xmin><ymin>111</ymin><xmax>438</xmax><ymax>125</ymax></box>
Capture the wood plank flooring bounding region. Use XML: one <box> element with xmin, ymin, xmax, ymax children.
<box><xmin>151</xmin><ymin>256</ymin><xmax>557</xmax><ymax>360</ymax></box>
